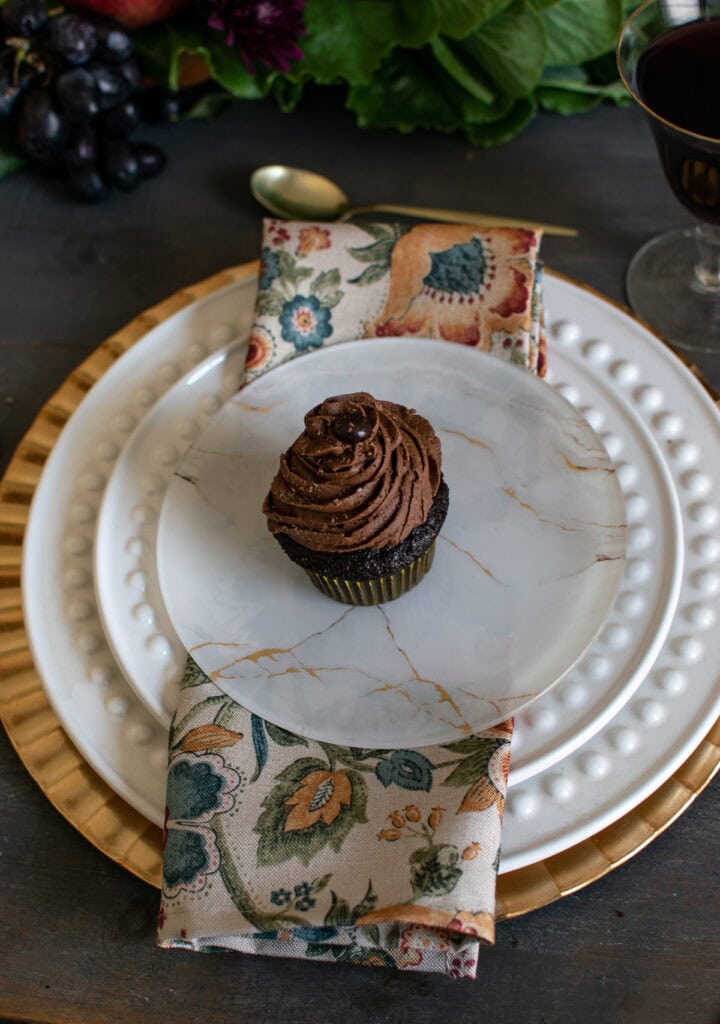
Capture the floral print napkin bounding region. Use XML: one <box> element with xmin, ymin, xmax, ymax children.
<box><xmin>157</xmin><ymin>219</ymin><xmax>545</xmax><ymax>977</ymax></box>
<box><xmin>247</xmin><ymin>219</ymin><xmax>544</xmax><ymax>379</ymax></box>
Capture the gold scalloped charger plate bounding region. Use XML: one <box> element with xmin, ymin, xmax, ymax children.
<box><xmin>1</xmin><ymin>263</ymin><xmax>719</xmax><ymax>919</ymax></box>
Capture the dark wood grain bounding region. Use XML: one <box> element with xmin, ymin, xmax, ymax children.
<box><xmin>1</xmin><ymin>94</ymin><xmax>719</xmax><ymax>1024</ymax></box>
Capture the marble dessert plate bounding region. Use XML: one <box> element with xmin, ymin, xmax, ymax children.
<box><xmin>157</xmin><ymin>337</ymin><xmax>628</xmax><ymax>748</ymax></box>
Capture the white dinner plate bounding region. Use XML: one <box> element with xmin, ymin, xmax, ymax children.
<box><xmin>22</xmin><ymin>276</ymin><xmax>257</xmax><ymax>823</ymax></box>
<box><xmin>157</xmin><ymin>337</ymin><xmax>627</xmax><ymax>748</ymax></box>
<box><xmin>22</xmin><ymin>270</ymin><xmax>720</xmax><ymax>874</ymax></box>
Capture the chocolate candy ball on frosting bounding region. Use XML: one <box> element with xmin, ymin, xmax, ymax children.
<box><xmin>333</xmin><ymin>410</ymin><xmax>372</xmax><ymax>444</ymax></box>
<box><xmin>263</xmin><ymin>392</ymin><xmax>442</xmax><ymax>553</ymax></box>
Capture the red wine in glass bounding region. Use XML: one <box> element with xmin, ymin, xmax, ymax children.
<box><xmin>618</xmin><ymin>2</ymin><xmax>720</xmax><ymax>352</ymax></box>
<box><xmin>636</xmin><ymin>20</ymin><xmax>720</xmax><ymax>226</ymax></box>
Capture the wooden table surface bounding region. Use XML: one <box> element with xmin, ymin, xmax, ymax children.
<box><xmin>1</xmin><ymin>93</ymin><xmax>719</xmax><ymax>1024</ymax></box>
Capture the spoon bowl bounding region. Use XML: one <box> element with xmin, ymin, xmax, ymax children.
<box><xmin>251</xmin><ymin>165</ymin><xmax>350</xmax><ymax>220</ymax></box>
<box><xmin>250</xmin><ymin>164</ymin><xmax>577</xmax><ymax>237</ymax></box>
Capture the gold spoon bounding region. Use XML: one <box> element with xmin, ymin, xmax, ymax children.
<box><xmin>250</xmin><ymin>164</ymin><xmax>577</xmax><ymax>238</ymax></box>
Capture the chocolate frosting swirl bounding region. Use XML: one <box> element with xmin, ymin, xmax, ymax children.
<box><xmin>263</xmin><ymin>392</ymin><xmax>442</xmax><ymax>552</ymax></box>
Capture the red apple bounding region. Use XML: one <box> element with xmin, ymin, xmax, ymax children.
<box><xmin>65</xmin><ymin>0</ymin><xmax>193</xmax><ymax>29</ymax></box>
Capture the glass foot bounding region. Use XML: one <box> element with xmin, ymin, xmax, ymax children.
<box><xmin>626</xmin><ymin>227</ymin><xmax>720</xmax><ymax>353</ymax></box>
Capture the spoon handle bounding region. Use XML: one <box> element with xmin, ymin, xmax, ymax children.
<box><xmin>343</xmin><ymin>203</ymin><xmax>578</xmax><ymax>238</ymax></box>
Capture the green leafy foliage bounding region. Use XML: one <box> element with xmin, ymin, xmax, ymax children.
<box><xmin>465</xmin><ymin>95</ymin><xmax>537</xmax><ymax>146</ymax></box>
<box><xmin>134</xmin><ymin>17</ymin><xmax>271</xmax><ymax>96</ymax></box>
<box><xmin>537</xmin><ymin>62</ymin><xmax>631</xmax><ymax>114</ymax></box>
<box><xmin>130</xmin><ymin>0</ymin><xmax>631</xmax><ymax>154</ymax></box>
<box><xmin>181</xmin><ymin>89</ymin><xmax>235</xmax><ymax>120</ymax></box>
<box><xmin>347</xmin><ymin>48</ymin><xmax>460</xmax><ymax>135</ymax></box>
<box><xmin>539</xmin><ymin>0</ymin><xmax>625</xmax><ymax>66</ymax></box>
<box><xmin>431</xmin><ymin>37</ymin><xmax>496</xmax><ymax>103</ymax></box>
<box><xmin>434</xmin><ymin>0</ymin><xmax>514</xmax><ymax>41</ymax></box>
<box><xmin>460</xmin><ymin>0</ymin><xmax>547</xmax><ymax>98</ymax></box>
<box><xmin>292</xmin><ymin>0</ymin><xmax>438</xmax><ymax>86</ymax></box>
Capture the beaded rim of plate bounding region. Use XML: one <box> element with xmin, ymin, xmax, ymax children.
<box><xmin>0</xmin><ymin>262</ymin><xmax>718</xmax><ymax>917</ymax></box>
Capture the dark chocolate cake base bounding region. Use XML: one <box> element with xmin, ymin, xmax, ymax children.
<box><xmin>273</xmin><ymin>476</ymin><xmax>450</xmax><ymax>581</ymax></box>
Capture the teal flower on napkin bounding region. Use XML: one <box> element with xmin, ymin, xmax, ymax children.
<box><xmin>279</xmin><ymin>293</ymin><xmax>333</xmax><ymax>351</ymax></box>
<box><xmin>423</xmin><ymin>237</ymin><xmax>487</xmax><ymax>295</ymax></box>
<box><xmin>259</xmin><ymin>246</ymin><xmax>281</xmax><ymax>290</ymax></box>
<box><xmin>375</xmin><ymin>750</ymin><xmax>434</xmax><ymax>792</ymax></box>
<box><xmin>269</xmin><ymin>887</ymin><xmax>292</xmax><ymax>907</ymax></box>
<box><xmin>164</xmin><ymin>828</ymin><xmax>216</xmax><ymax>893</ymax></box>
<box><xmin>162</xmin><ymin>752</ymin><xmax>241</xmax><ymax>895</ymax></box>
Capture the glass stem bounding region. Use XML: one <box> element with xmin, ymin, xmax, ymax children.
<box><xmin>694</xmin><ymin>223</ymin><xmax>720</xmax><ymax>291</ymax></box>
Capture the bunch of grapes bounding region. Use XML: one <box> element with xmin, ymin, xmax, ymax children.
<box><xmin>0</xmin><ymin>0</ymin><xmax>166</xmax><ymax>200</ymax></box>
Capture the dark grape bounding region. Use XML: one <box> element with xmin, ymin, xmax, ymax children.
<box><xmin>100</xmin><ymin>98</ymin><xmax>138</xmax><ymax>137</ymax></box>
<box><xmin>140</xmin><ymin>86</ymin><xmax>181</xmax><ymax>124</ymax></box>
<box><xmin>62</xmin><ymin>124</ymin><xmax>97</xmax><ymax>168</ymax></box>
<box><xmin>134</xmin><ymin>141</ymin><xmax>165</xmax><ymax>179</ymax></box>
<box><xmin>17</xmin><ymin>60</ymin><xmax>41</xmax><ymax>90</ymax></box>
<box><xmin>0</xmin><ymin>61</ymin><xmax>22</xmax><ymax>119</ymax></box>
<box><xmin>92</xmin><ymin>18</ymin><xmax>133</xmax><ymax>64</ymax></box>
<box><xmin>116</xmin><ymin>58</ymin><xmax>141</xmax><ymax>92</ymax></box>
<box><xmin>55</xmin><ymin>67</ymin><xmax>100</xmax><ymax>121</ymax></box>
<box><xmin>47</xmin><ymin>14</ymin><xmax>97</xmax><ymax>67</ymax></box>
<box><xmin>0</xmin><ymin>57</ymin><xmax>42</xmax><ymax>118</ymax></box>
<box><xmin>16</xmin><ymin>88</ymin><xmax>67</xmax><ymax>163</ymax></box>
<box><xmin>87</xmin><ymin>60</ymin><xmax>131</xmax><ymax>110</ymax></box>
<box><xmin>101</xmin><ymin>138</ymin><xmax>139</xmax><ymax>190</ymax></box>
<box><xmin>68</xmin><ymin>163</ymin><xmax>107</xmax><ymax>201</ymax></box>
<box><xmin>1</xmin><ymin>0</ymin><xmax>48</xmax><ymax>40</ymax></box>
<box><xmin>5</xmin><ymin>13</ymin><xmax>167</xmax><ymax>202</ymax></box>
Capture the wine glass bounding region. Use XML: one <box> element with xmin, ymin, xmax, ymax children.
<box><xmin>618</xmin><ymin>0</ymin><xmax>720</xmax><ymax>352</ymax></box>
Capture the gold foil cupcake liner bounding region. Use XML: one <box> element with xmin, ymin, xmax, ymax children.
<box><xmin>305</xmin><ymin>543</ymin><xmax>436</xmax><ymax>605</ymax></box>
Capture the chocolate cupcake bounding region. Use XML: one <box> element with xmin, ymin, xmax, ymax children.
<box><xmin>263</xmin><ymin>392</ymin><xmax>449</xmax><ymax>605</ymax></box>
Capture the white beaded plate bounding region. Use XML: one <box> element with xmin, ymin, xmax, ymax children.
<box><xmin>94</xmin><ymin>340</ymin><xmax>249</xmax><ymax>724</ymax></box>
<box><xmin>22</xmin><ymin>272</ymin><xmax>720</xmax><ymax>872</ymax></box>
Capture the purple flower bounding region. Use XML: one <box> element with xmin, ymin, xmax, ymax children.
<box><xmin>207</xmin><ymin>0</ymin><xmax>306</xmax><ymax>75</ymax></box>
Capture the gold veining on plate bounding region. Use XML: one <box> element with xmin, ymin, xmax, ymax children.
<box><xmin>439</xmin><ymin>534</ymin><xmax>505</xmax><ymax>583</ymax></box>
<box><xmin>0</xmin><ymin>262</ymin><xmax>718</xmax><ymax>917</ymax></box>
